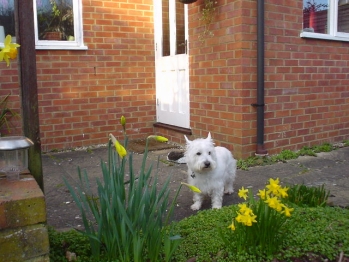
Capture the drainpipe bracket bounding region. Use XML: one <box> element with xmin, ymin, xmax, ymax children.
<box><xmin>251</xmin><ymin>103</ymin><xmax>265</xmax><ymax>107</ymax></box>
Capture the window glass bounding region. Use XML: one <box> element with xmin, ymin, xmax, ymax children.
<box><xmin>338</xmin><ymin>0</ymin><xmax>349</xmax><ymax>33</ymax></box>
<box><xmin>302</xmin><ymin>0</ymin><xmax>349</xmax><ymax>41</ymax></box>
<box><xmin>175</xmin><ymin>1</ymin><xmax>185</xmax><ymax>55</ymax></box>
<box><xmin>36</xmin><ymin>0</ymin><xmax>74</xmax><ymax>41</ymax></box>
<box><xmin>0</xmin><ymin>0</ymin><xmax>15</xmax><ymax>41</ymax></box>
<box><xmin>34</xmin><ymin>0</ymin><xmax>86</xmax><ymax>49</ymax></box>
<box><xmin>303</xmin><ymin>0</ymin><xmax>329</xmax><ymax>33</ymax></box>
<box><xmin>162</xmin><ymin>0</ymin><xmax>170</xmax><ymax>57</ymax></box>
<box><xmin>0</xmin><ymin>0</ymin><xmax>86</xmax><ymax>49</ymax></box>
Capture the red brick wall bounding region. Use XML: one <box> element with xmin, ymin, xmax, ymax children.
<box><xmin>1</xmin><ymin>0</ymin><xmax>349</xmax><ymax>159</ymax></box>
<box><xmin>0</xmin><ymin>0</ymin><xmax>156</xmax><ymax>151</ymax></box>
<box><xmin>164</xmin><ymin>0</ymin><xmax>349</xmax><ymax>159</ymax></box>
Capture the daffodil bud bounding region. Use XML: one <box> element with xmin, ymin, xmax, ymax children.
<box><xmin>109</xmin><ymin>133</ymin><xmax>127</xmax><ymax>158</ymax></box>
<box><xmin>120</xmin><ymin>115</ymin><xmax>126</xmax><ymax>127</ymax></box>
<box><xmin>147</xmin><ymin>135</ymin><xmax>168</xmax><ymax>142</ymax></box>
<box><xmin>181</xmin><ymin>182</ymin><xmax>201</xmax><ymax>193</ymax></box>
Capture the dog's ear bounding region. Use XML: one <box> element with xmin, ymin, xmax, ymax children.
<box><xmin>207</xmin><ymin>132</ymin><xmax>215</xmax><ymax>144</ymax></box>
<box><xmin>184</xmin><ymin>135</ymin><xmax>191</xmax><ymax>144</ymax></box>
<box><xmin>207</xmin><ymin>132</ymin><xmax>212</xmax><ymax>140</ymax></box>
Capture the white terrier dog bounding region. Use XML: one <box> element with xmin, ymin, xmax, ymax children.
<box><xmin>184</xmin><ymin>133</ymin><xmax>237</xmax><ymax>210</ymax></box>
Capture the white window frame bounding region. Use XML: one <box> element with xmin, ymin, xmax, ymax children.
<box><xmin>33</xmin><ymin>0</ymin><xmax>87</xmax><ymax>50</ymax></box>
<box><xmin>300</xmin><ymin>0</ymin><xmax>349</xmax><ymax>42</ymax></box>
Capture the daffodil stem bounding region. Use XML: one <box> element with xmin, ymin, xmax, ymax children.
<box><xmin>140</xmin><ymin>138</ymin><xmax>150</xmax><ymax>173</ymax></box>
<box><xmin>165</xmin><ymin>184</ymin><xmax>183</xmax><ymax>226</ymax></box>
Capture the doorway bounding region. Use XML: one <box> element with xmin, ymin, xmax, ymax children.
<box><xmin>153</xmin><ymin>0</ymin><xmax>190</xmax><ymax>128</ymax></box>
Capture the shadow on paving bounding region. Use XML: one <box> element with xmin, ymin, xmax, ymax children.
<box><xmin>43</xmin><ymin>145</ymin><xmax>349</xmax><ymax>230</ymax></box>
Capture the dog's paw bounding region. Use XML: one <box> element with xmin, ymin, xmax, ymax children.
<box><xmin>224</xmin><ymin>188</ymin><xmax>234</xmax><ymax>195</ymax></box>
<box><xmin>212</xmin><ymin>204</ymin><xmax>222</xmax><ymax>209</ymax></box>
<box><xmin>191</xmin><ymin>202</ymin><xmax>201</xmax><ymax>211</ymax></box>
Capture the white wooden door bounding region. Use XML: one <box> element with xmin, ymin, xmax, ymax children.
<box><xmin>153</xmin><ymin>0</ymin><xmax>190</xmax><ymax>128</ymax></box>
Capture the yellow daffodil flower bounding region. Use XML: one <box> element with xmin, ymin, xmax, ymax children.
<box><xmin>238</xmin><ymin>203</ymin><xmax>254</xmax><ymax>216</ymax></box>
<box><xmin>235</xmin><ymin>212</ymin><xmax>244</xmax><ymax>223</ymax></box>
<box><xmin>109</xmin><ymin>133</ymin><xmax>127</xmax><ymax>158</ymax></box>
<box><xmin>0</xmin><ymin>35</ymin><xmax>20</xmax><ymax>66</ymax></box>
<box><xmin>265</xmin><ymin>196</ymin><xmax>283</xmax><ymax>212</ymax></box>
<box><xmin>277</xmin><ymin>186</ymin><xmax>289</xmax><ymax>198</ymax></box>
<box><xmin>235</xmin><ymin>212</ymin><xmax>257</xmax><ymax>226</ymax></box>
<box><xmin>257</xmin><ymin>189</ymin><xmax>268</xmax><ymax>200</ymax></box>
<box><xmin>281</xmin><ymin>205</ymin><xmax>294</xmax><ymax>217</ymax></box>
<box><xmin>238</xmin><ymin>186</ymin><xmax>249</xmax><ymax>200</ymax></box>
<box><xmin>227</xmin><ymin>221</ymin><xmax>235</xmax><ymax>231</ymax></box>
<box><xmin>181</xmin><ymin>182</ymin><xmax>202</xmax><ymax>193</ymax></box>
<box><xmin>243</xmin><ymin>214</ymin><xmax>257</xmax><ymax>226</ymax></box>
<box><xmin>243</xmin><ymin>207</ymin><xmax>254</xmax><ymax>216</ymax></box>
<box><xmin>238</xmin><ymin>203</ymin><xmax>249</xmax><ymax>213</ymax></box>
<box><xmin>147</xmin><ymin>135</ymin><xmax>168</xmax><ymax>142</ymax></box>
<box><xmin>266</xmin><ymin>177</ymin><xmax>281</xmax><ymax>195</ymax></box>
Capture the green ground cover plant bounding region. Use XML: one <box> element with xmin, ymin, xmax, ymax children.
<box><xmin>172</xmin><ymin>206</ymin><xmax>349</xmax><ymax>262</ymax></box>
<box><xmin>237</xmin><ymin>141</ymin><xmax>349</xmax><ymax>170</ymax></box>
<box><xmin>48</xmin><ymin>227</ymin><xmax>92</xmax><ymax>262</ymax></box>
<box><xmin>49</xmin><ymin>206</ymin><xmax>349</xmax><ymax>261</ymax></box>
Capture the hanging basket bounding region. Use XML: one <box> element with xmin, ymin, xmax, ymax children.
<box><xmin>179</xmin><ymin>0</ymin><xmax>198</xmax><ymax>4</ymax></box>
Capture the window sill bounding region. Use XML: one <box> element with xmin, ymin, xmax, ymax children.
<box><xmin>35</xmin><ymin>44</ymin><xmax>88</xmax><ymax>50</ymax></box>
<box><xmin>300</xmin><ymin>32</ymin><xmax>349</xmax><ymax>42</ymax></box>
<box><xmin>0</xmin><ymin>44</ymin><xmax>88</xmax><ymax>50</ymax></box>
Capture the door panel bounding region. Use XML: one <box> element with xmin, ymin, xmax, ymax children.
<box><xmin>154</xmin><ymin>0</ymin><xmax>190</xmax><ymax>128</ymax></box>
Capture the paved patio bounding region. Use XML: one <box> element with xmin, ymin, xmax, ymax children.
<box><xmin>42</xmin><ymin>145</ymin><xmax>349</xmax><ymax>230</ymax></box>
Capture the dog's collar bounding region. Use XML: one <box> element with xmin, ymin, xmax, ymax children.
<box><xmin>191</xmin><ymin>172</ymin><xmax>196</xmax><ymax>179</ymax></box>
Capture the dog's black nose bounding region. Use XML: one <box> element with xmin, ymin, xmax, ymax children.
<box><xmin>204</xmin><ymin>161</ymin><xmax>211</xmax><ymax>168</ymax></box>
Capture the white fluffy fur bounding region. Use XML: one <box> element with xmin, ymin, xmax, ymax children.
<box><xmin>184</xmin><ymin>133</ymin><xmax>237</xmax><ymax>210</ymax></box>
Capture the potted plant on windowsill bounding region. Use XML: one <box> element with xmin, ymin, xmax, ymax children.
<box><xmin>38</xmin><ymin>0</ymin><xmax>74</xmax><ymax>41</ymax></box>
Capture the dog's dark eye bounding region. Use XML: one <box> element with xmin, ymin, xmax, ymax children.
<box><xmin>196</xmin><ymin>152</ymin><xmax>201</xmax><ymax>156</ymax></box>
<box><xmin>209</xmin><ymin>152</ymin><xmax>211</xmax><ymax>155</ymax></box>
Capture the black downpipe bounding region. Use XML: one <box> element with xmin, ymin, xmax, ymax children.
<box><xmin>252</xmin><ymin>0</ymin><xmax>268</xmax><ymax>155</ymax></box>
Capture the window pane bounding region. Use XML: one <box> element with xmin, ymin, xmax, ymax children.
<box><xmin>0</xmin><ymin>0</ymin><xmax>15</xmax><ymax>39</ymax></box>
<box><xmin>36</xmin><ymin>0</ymin><xmax>74</xmax><ymax>41</ymax></box>
<box><xmin>338</xmin><ymin>0</ymin><xmax>349</xmax><ymax>33</ymax></box>
<box><xmin>175</xmin><ymin>1</ymin><xmax>185</xmax><ymax>55</ymax></box>
<box><xmin>162</xmin><ymin>0</ymin><xmax>170</xmax><ymax>57</ymax></box>
<box><xmin>303</xmin><ymin>0</ymin><xmax>329</xmax><ymax>33</ymax></box>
